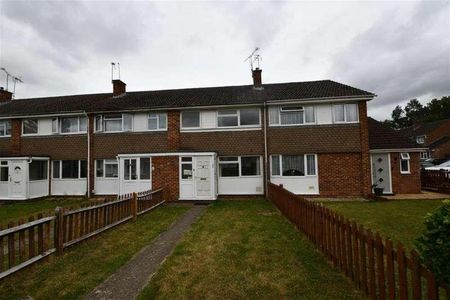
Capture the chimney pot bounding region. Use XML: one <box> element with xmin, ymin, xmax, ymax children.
<box><xmin>252</xmin><ymin>68</ymin><xmax>262</xmax><ymax>88</ymax></box>
<box><xmin>0</xmin><ymin>87</ymin><xmax>13</xmax><ymax>102</ymax></box>
<box><xmin>112</xmin><ymin>79</ymin><xmax>126</xmax><ymax>97</ymax></box>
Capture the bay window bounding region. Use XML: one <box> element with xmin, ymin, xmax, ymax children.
<box><xmin>181</xmin><ymin>111</ymin><xmax>200</xmax><ymax>128</ymax></box>
<box><xmin>148</xmin><ymin>113</ymin><xmax>167</xmax><ymax>130</ymax></box>
<box><xmin>400</xmin><ymin>153</ymin><xmax>410</xmax><ymax>174</ymax></box>
<box><xmin>0</xmin><ymin>120</ymin><xmax>11</xmax><ymax>136</ymax></box>
<box><xmin>333</xmin><ymin>103</ymin><xmax>358</xmax><ymax>123</ymax></box>
<box><xmin>269</xmin><ymin>106</ymin><xmax>315</xmax><ymax>126</ymax></box>
<box><xmin>23</xmin><ymin>119</ymin><xmax>38</xmax><ymax>134</ymax></box>
<box><xmin>271</xmin><ymin>154</ymin><xmax>317</xmax><ymax>177</ymax></box>
<box><xmin>219</xmin><ymin>156</ymin><xmax>261</xmax><ymax>177</ymax></box>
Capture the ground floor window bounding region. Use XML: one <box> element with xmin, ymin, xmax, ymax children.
<box><xmin>124</xmin><ymin>159</ymin><xmax>137</xmax><ymax>180</ymax></box>
<box><xmin>218</xmin><ymin>156</ymin><xmax>261</xmax><ymax>177</ymax></box>
<box><xmin>96</xmin><ymin>159</ymin><xmax>119</xmax><ymax>178</ymax></box>
<box><xmin>140</xmin><ymin>158</ymin><xmax>151</xmax><ymax>180</ymax></box>
<box><xmin>0</xmin><ymin>161</ymin><xmax>8</xmax><ymax>181</ymax></box>
<box><xmin>271</xmin><ymin>154</ymin><xmax>316</xmax><ymax>176</ymax></box>
<box><xmin>29</xmin><ymin>160</ymin><xmax>48</xmax><ymax>181</ymax></box>
<box><xmin>53</xmin><ymin>160</ymin><xmax>87</xmax><ymax>179</ymax></box>
<box><xmin>420</xmin><ymin>151</ymin><xmax>430</xmax><ymax>160</ymax></box>
<box><xmin>181</xmin><ymin>157</ymin><xmax>193</xmax><ymax>180</ymax></box>
<box><xmin>400</xmin><ymin>153</ymin><xmax>410</xmax><ymax>174</ymax></box>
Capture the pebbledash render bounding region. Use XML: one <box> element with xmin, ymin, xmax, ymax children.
<box><xmin>0</xmin><ymin>68</ymin><xmax>425</xmax><ymax>201</ymax></box>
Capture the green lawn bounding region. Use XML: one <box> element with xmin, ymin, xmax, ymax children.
<box><xmin>0</xmin><ymin>197</ymin><xmax>95</xmax><ymax>226</ymax></box>
<box><xmin>0</xmin><ymin>205</ymin><xmax>189</xmax><ymax>300</ymax></box>
<box><xmin>140</xmin><ymin>200</ymin><xmax>363</xmax><ymax>299</ymax></box>
<box><xmin>323</xmin><ymin>200</ymin><xmax>446</xmax><ymax>250</ymax></box>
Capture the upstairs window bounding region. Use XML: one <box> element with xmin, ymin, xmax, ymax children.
<box><xmin>60</xmin><ymin>116</ymin><xmax>87</xmax><ymax>133</ymax></box>
<box><xmin>269</xmin><ymin>106</ymin><xmax>315</xmax><ymax>126</ymax></box>
<box><xmin>23</xmin><ymin>119</ymin><xmax>38</xmax><ymax>135</ymax></box>
<box><xmin>96</xmin><ymin>114</ymin><xmax>133</xmax><ymax>132</ymax></box>
<box><xmin>148</xmin><ymin>113</ymin><xmax>167</xmax><ymax>130</ymax></box>
<box><xmin>29</xmin><ymin>160</ymin><xmax>48</xmax><ymax>181</ymax></box>
<box><xmin>217</xmin><ymin>108</ymin><xmax>260</xmax><ymax>127</ymax></box>
<box><xmin>416</xmin><ymin>136</ymin><xmax>425</xmax><ymax>144</ymax></box>
<box><xmin>333</xmin><ymin>103</ymin><xmax>358</xmax><ymax>123</ymax></box>
<box><xmin>181</xmin><ymin>111</ymin><xmax>200</xmax><ymax>128</ymax></box>
<box><xmin>400</xmin><ymin>153</ymin><xmax>410</xmax><ymax>174</ymax></box>
<box><xmin>0</xmin><ymin>120</ymin><xmax>11</xmax><ymax>136</ymax></box>
<box><xmin>271</xmin><ymin>154</ymin><xmax>316</xmax><ymax>177</ymax></box>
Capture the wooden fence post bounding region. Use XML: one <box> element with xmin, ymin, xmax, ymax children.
<box><xmin>132</xmin><ymin>192</ymin><xmax>137</xmax><ymax>221</ymax></box>
<box><xmin>54</xmin><ymin>207</ymin><xmax>64</xmax><ymax>255</ymax></box>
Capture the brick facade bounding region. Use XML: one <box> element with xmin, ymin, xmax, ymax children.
<box><xmin>358</xmin><ymin>101</ymin><xmax>372</xmax><ymax>196</ymax></box>
<box><xmin>151</xmin><ymin>156</ymin><xmax>179</xmax><ymax>201</ymax></box>
<box><xmin>390</xmin><ymin>152</ymin><xmax>421</xmax><ymax>194</ymax></box>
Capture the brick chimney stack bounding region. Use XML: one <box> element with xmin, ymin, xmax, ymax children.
<box><xmin>0</xmin><ymin>87</ymin><xmax>13</xmax><ymax>102</ymax></box>
<box><xmin>252</xmin><ymin>68</ymin><xmax>262</xmax><ymax>88</ymax></box>
<box><xmin>112</xmin><ymin>80</ymin><xmax>126</xmax><ymax>97</ymax></box>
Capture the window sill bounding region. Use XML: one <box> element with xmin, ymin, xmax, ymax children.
<box><xmin>181</xmin><ymin>127</ymin><xmax>261</xmax><ymax>133</ymax></box>
<box><xmin>400</xmin><ymin>172</ymin><xmax>411</xmax><ymax>175</ymax></box>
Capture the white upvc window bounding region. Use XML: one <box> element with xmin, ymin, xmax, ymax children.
<box><xmin>148</xmin><ymin>113</ymin><xmax>167</xmax><ymax>130</ymax></box>
<box><xmin>332</xmin><ymin>103</ymin><xmax>359</xmax><ymax>123</ymax></box>
<box><xmin>53</xmin><ymin>160</ymin><xmax>87</xmax><ymax>179</ymax></box>
<box><xmin>22</xmin><ymin>119</ymin><xmax>39</xmax><ymax>135</ymax></box>
<box><xmin>400</xmin><ymin>153</ymin><xmax>410</xmax><ymax>174</ymax></box>
<box><xmin>218</xmin><ymin>156</ymin><xmax>261</xmax><ymax>177</ymax></box>
<box><xmin>59</xmin><ymin>116</ymin><xmax>87</xmax><ymax>134</ymax></box>
<box><xmin>0</xmin><ymin>120</ymin><xmax>11</xmax><ymax>137</ymax></box>
<box><xmin>52</xmin><ymin>117</ymin><xmax>59</xmax><ymax>134</ymax></box>
<box><xmin>420</xmin><ymin>151</ymin><xmax>430</xmax><ymax>160</ymax></box>
<box><xmin>180</xmin><ymin>157</ymin><xmax>193</xmax><ymax>180</ymax></box>
<box><xmin>0</xmin><ymin>161</ymin><xmax>9</xmax><ymax>181</ymax></box>
<box><xmin>269</xmin><ymin>105</ymin><xmax>315</xmax><ymax>126</ymax></box>
<box><xmin>181</xmin><ymin>111</ymin><xmax>200</xmax><ymax>128</ymax></box>
<box><xmin>270</xmin><ymin>154</ymin><xmax>317</xmax><ymax>177</ymax></box>
<box><xmin>416</xmin><ymin>136</ymin><xmax>426</xmax><ymax>144</ymax></box>
<box><xmin>29</xmin><ymin>160</ymin><xmax>48</xmax><ymax>181</ymax></box>
<box><xmin>217</xmin><ymin>108</ymin><xmax>260</xmax><ymax>127</ymax></box>
<box><xmin>96</xmin><ymin>114</ymin><xmax>133</xmax><ymax>132</ymax></box>
<box><xmin>96</xmin><ymin>159</ymin><xmax>119</xmax><ymax>178</ymax></box>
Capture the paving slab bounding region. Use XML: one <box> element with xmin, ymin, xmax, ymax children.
<box><xmin>85</xmin><ymin>205</ymin><xmax>206</xmax><ymax>300</ymax></box>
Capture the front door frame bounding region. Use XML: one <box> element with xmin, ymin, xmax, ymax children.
<box><xmin>179</xmin><ymin>153</ymin><xmax>217</xmax><ymax>201</ymax></box>
<box><xmin>370</xmin><ymin>152</ymin><xmax>393</xmax><ymax>194</ymax></box>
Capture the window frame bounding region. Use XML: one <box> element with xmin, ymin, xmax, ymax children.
<box><xmin>332</xmin><ymin>103</ymin><xmax>359</xmax><ymax>124</ymax></box>
<box><xmin>52</xmin><ymin>160</ymin><xmax>87</xmax><ymax>180</ymax></box>
<box><xmin>270</xmin><ymin>154</ymin><xmax>317</xmax><ymax>178</ymax></box>
<box><xmin>216</xmin><ymin>108</ymin><xmax>261</xmax><ymax>128</ymax></box>
<box><xmin>22</xmin><ymin>119</ymin><xmax>39</xmax><ymax>135</ymax></box>
<box><xmin>98</xmin><ymin>114</ymin><xmax>134</xmax><ymax>133</ymax></box>
<box><xmin>218</xmin><ymin>156</ymin><xmax>262</xmax><ymax>178</ymax></box>
<box><xmin>29</xmin><ymin>160</ymin><xmax>48</xmax><ymax>181</ymax></box>
<box><xmin>0</xmin><ymin>160</ymin><xmax>9</xmax><ymax>182</ymax></box>
<box><xmin>59</xmin><ymin>116</ymin><xmax>87</xmax><ymax>134</ymax></box>
<box><xmin>400</xmin><ymin>152</ymin><xmax>411</xmax><ymax>174</ymax></box>
<box><xmin>180</xmin><ymin>157</ymin><xmax>193</xmax><ymax>181</ymax></box>
<box><xmin>416</xmin><ymin>136</ymin><xmax>426</xmax><ymax>144</ymax></box>
<box><xmin>147</xmin><ymin>113</ymin><xmax>168</xmax><ymax>131</ymax></box>
<box><xmin>0</xmin><ymin>120</ymin><xmax>11</xmax><ymax>137</ymax></box>
<box><xmin>181</xmin><ymin>111</ymin><xmax>201</xmax><ymax>129</ymax></box>
<box><xmin>269</xmin><ymin>105</ymin><xmax>315</xmax><ymax>126</ymax></box>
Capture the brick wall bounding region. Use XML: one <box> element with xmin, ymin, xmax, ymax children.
<box><xmin>0</xmin><ymin>138</ymin><xmax>10</xmax><ymax>156</ymax></box>
<box><xmin>390</xmin><ymin>152</ymin><xmax>421</xmax><ymax>194</ymax></box>
<box><xmin>20</xmin><ymin>136</ymin><xmax>88</xmax><ymax>159</ymax></box>
<box><xmin>433</xmin><ymin>140</ymin><xmax>450</xmax><ymax>160</ymax></box>
<box><xmin>151</xmin><ymin>156</ymin><xmax>179</xmax><ymax>201</ymax></box>
<box><xmin>11</xmin><ymin>119</ymin><xmax>21</xmax><ymax>155</ymax></box>
<box><xmin>358</xmin><ymin>101</ymin><xmax>372</xmax><ymax>196</ymax></box>
<box><xmin>167</xmin><ymin>111</ymin><xmax>180</xmax><ymax>151</ymax></box>
<box><xmin>426</xmin><ymin>120</ymin><xmax>450</xmax><ymax>145</ymax></box>
<box><xmin>318</xmin><ymin>152</ymin><xmax>364</xmax><ymax>197</ymax></box>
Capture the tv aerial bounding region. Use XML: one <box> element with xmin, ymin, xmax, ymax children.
<box><xmin>244</xmin><ymin>47</ymin><xmax>261</xmax><ymax>70</ymax></box>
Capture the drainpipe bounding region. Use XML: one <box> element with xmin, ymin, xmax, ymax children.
<box><xmin>84</xmin><ymin>111</ymin><xmax>91</xmax><ymax>198</ymax></box>
<box><xmin>263</xmin><ymin>102</ymin><xmax>268</xmax><ymax>197</ymax></box>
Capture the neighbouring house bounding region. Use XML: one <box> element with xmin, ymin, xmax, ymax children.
<box><xmin>401</xmin><ymin>119</ymin><xmax>450</xmax><ymax>161</ymax></box>
<box><xmin>368</xmin><ymin>118</ymin><xmax>426</xmax><ymax>194</ymax></box>
<box><xmin>0</xmin><ymin>68</ymin><xmax>423</xmax><ymax>200</ymax></box>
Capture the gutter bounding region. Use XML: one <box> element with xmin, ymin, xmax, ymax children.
<box><xmin>263</xmin><ymin>101</ymin><xmax>269</xmax><ymax>196</ymax></box>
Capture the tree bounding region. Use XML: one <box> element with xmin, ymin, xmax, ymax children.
<box><xmin>404</xmin><ymin>99</ymin><xmax>424</xmax><ymax>126</ymax></box>
<box><xmin>391</xmin><ymin>105</ymin><xmax>406</xmax><ymax>129</ymax></box>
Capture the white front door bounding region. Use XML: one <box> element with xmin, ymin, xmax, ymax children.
<box><xmin>9</xmin><ymin>160</ymin><xmax>27</xmax><ymax>198</ymax></box>
<box><xmin>194</xmin><ymin>156</ymin><xmax>212</xmax><ymax>198</ymax></box>
<box><xmin>119</xmin><ymin>157</ymin><xmax>152</xmax><ymax>195</ymax></box>
<box><xmin>371</xmin><ymin>153</ymin><xmax>392</xmax><ymax>194</ymax></box>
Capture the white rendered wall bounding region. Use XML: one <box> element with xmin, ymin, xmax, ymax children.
<box><xmin>95</xmin><ymin>178</ymin><xmax>119</xmax><ymax>195</ymax></box>
<box><xmin>29</xmin><ymin>180</ymin><xmax>49</xmax><ymax>198</ymax></box>
<box><xmin>0</xmin><ymin>182</ymin><xmax>8</xmax><ymax>198</ymax></box>
<box><xmin>218</xmin><ymin>177</ymin><xmax>264</xmax><ymax>195</ymax></box>
<box><xmin>52</xmin><ymin>179</ymin><xmax>87</xmax><ymax>196</ymax></box>
<box><xmin>270</xmin><ymin>176</ymin><xmax>319</xmax><ymax>195</ymax></box>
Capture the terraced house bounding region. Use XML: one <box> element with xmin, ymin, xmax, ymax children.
<box><xmin>0</xmin><ymin>68</ymin><xmax>423</xmax><ymax>201</ymax></box>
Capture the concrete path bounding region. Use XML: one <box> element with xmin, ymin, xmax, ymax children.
<box><xmin>85</xmin><ymin>205</ymin><xmax>207</xmax><ymax>300</ymax></box>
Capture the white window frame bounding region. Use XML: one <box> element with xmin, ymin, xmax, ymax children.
<box><xmin>22</xmin><ymin>119</ymin><xmax>39</xmax><ymax>135</ymax></box>
<box><xmin>0</xmin><ymin>120</ymin><xmax>11</xmax><ymax>137</ymax></box>
<box><xmin>97</xmin><ymin>114</ymin><xmax>134</xmax><ymax>133</ymax></box>
<box><xmin>332</xmin><ymin>103</ymin><xmax>359</xmax><ymax>124</ymax></box>
<box><xmin>59</xmin><ymin>116</ymin><xmax>87</xmax><ymax>134</ymax></box>
<box><xmin>0</xmin><ymin>160</ymin><xmax>9</xmax><ymax>182</ymax></box>
<box><xmin>216</xmin><ymin>108</ymin><xmax>261</xmax><ymax>128</ymax></box>
<box><xmin>95</xmin><ymin>115</ymin><xmax>103</xmax><ymax>132</ymax></box>
<box><xmin>269</xmin><ymin>105</ymin><xmax>315</xmax><ymax>126</ymax></box>
<box><xmin>218</xmin><ymin>156</ymin><xmax>262</xmax><ymax>178</ymax></box>
<box><xmin>181</xmin><ymin>111</ymin><xmax>201</xmax><ymax>129</ymax></box>
<box><xmin>147</xmin><ymin>113</ymin><xmax>167</xmax><ymax>131</ymax></box>
<box><xmin>52</xmin><ymin>160</ymin><xmax>87</xmax><ymax>180</ymax></box>
<box><xmin>400</xmin><ymin>153</ymin><xmax>411</xmax><ymax>174</ymax></box>
<box><xmin>416</xmin><ymin>136</ymin><xmax>426</xmax><ymax>144</ymax></box>
<box><xmin>270</xmin><ymin>154</ymin><xmax>318</xmax><ymax>177</ymax></box>
<box><xmin>95</xmin><ymin>159</ymin><xmax>119</xmax><ymax>179</ymax></box>
<box><xmin>180</xmin><ymin>157</ymin><xmax>193</xmax><ymax>181</ymax></box>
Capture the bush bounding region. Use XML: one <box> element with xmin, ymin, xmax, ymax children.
<box><xmin>415</xmin><ymin>200</ymin><xmax>450</xmax><ymax>285</ymax></box>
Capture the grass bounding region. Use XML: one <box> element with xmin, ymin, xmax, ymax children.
<box><xmin>140</xmin><ymin>199</ymin><xmax>364</xmax><ymax>299</ymax></box>
<box><xmin>0</xmin><ymin>197</ymin><xmax>95</xmax><ymax>226</ymax></box>
<box><xmin>323</xmin><ymin>199</ymin><xmax>447</xmax><ymax>250</ymax></box>
<box><xmin>0</xmin><ymin>204</ymin><xmax>190</xmax><ymax>300</ymax></box>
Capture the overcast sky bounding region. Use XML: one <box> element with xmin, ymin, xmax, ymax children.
<box><xmin>0</xmin><ymin>0</ymin><xmax>449</xmax><ymax>120</ymax></box>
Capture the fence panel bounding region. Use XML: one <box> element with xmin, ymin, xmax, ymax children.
<box><xmin>267</xmin><ymin>182</ymin><xmax>449</xmax><ymax>300</ymax></box>
<box><xmin>421</xmin><ymin>169</ymin><xmax>450</xmax><ymax>193</ymax></box>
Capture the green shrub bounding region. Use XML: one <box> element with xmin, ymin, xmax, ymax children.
<box><xmin>415</xmin><ymin>200</ymin><xmax>450</xmax><ymax>285</ymax></box>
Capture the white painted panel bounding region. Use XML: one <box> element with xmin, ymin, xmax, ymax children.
<box><xmin>218</xmin><ymin>177</ymin><xmax>264</xmax><ymax>195</ymax></box>
<box><xmin>95</xmin><ymin>178</ymin><xmax>119</xmax><ymax>195</ymax></box>
<box><xmin>316</xmin><ymin>104</ymin><xmax>333</xmax><ymax>125</ymax></box>
<box><xmin>179</xmin><ymin>183</ymin><xmax>195</xmax><ymax>199</ymax></box>
<box><xmin>133</xmin><ymin>113</ymin><xmax>148</xmax><ymax>132</ymax></box>
<box><xmin>270</xmin><ymin>176</ymin><xmax>319</xmax><ymax>195</ymax></box>
<box><xmin>52</xmin><ymin>179</ymin><xmax>87</xmax><ymax>196</ymax></box>
<box><xmin>201</xmin><ymin>111</ymin><xmax>216</xmax><ymax>128</ymax></box>
<box><xmin>29</xmin><ymin>180</ymin><xmax>49</xmax><ymax>198</ymax></box>
<box><xmin>0</xmin><ymin>182</ymin><xmax>8</xmax><ymax>198</ymax></box>
<box><xmin>38</xmin><ymin>118</ymin><xmax>53</xmax><ymax>135</ymax></box>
